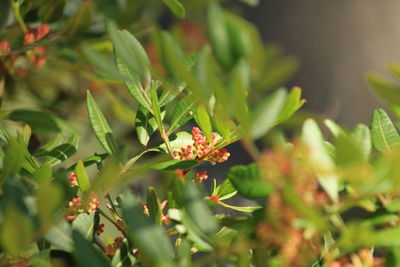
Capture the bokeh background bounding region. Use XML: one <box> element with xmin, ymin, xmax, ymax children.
<box><xmin>244</xmin><ymin>0</ymin><xmax>400</xmax><ymax>126</ymax></box>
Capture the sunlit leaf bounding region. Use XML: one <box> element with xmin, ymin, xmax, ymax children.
<box><xmin>75</xmin><ymin>160</ymin><xmax>90</xmax><ymax>192</ymax></box>
<box><xmin>370</xmin><ymin>108</ymin><xmax>400</xmax><ymax>152</ymax></box>
<box><xmin>250</xmin><ymin>89</ymin><xmax>287</xmax><ymax>139</ymax></box>
<box><xmin>162</xmin><ymin>0</ymin><xmax>185</xmax><ymax>19</ymax></box>
<box><xmin>168</xmin><ymin>96</ymin><xmax>195</xmax><ymax>134</ymax></box>
<box><xmin>302</xmin><ymin>119</ymin><xmax>338</xmax><ymax>202</ymax></box>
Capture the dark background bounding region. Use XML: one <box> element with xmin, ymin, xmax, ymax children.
<box><xmin>244</xmin><ymin>0</ymin><xmax>400</xmax><ymax>127</ymax></box>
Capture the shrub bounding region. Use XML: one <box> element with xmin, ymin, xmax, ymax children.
<box><xmin>2</xmin><ymin>1</ymin><xmax>400</xmax><ymax>266</ymax></box>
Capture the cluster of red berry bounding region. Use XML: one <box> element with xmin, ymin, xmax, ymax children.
<box><xmin>68</xmin><ymin>172</ymin><xmax>78</xmax><ymax>187</ymax></box>
<box><xmin>64</xmin><ymin>191</ymin><xmax>100</xmax><ymax>221</ymax></box>
<box><xmin>173</xmin><ymin>127</ymin><xmax>230</xmax><ymax>183</ymax></box>
<box><xmin>0</xmin><ymin>24</ymin><xmax>49</xmax><ymax>78</ymax></box>
<box><xmin>173</xmin><ymin>127</ymin><xmax>230</xmax><ymax>165</ymax></box>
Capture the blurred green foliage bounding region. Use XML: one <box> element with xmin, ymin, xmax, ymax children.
<box><xmin>2</xmin><ymin>0</ymin><xmax>399</xmax><ymax>266</ymax></box>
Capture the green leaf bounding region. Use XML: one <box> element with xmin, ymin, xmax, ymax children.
<box><xmin>0</xmin><ymin>0</ymin><xmax>11</xmax><ymax>30</ymax></box>
<box><xmin>168</xmin><ymin>96</ymin><xmax>195</xmax><ymax>134</ymax></box>
<box><xmin>8</xmin><ymin>109</ymin><xmax>61</xmax><ymax>133</ymax></box>
<box><xmin>335</xmin><ymin>134</ymin><xmax>365</xmax><ymax>166</ymax></box>
<box><xmin>207</xmin><ymin>3</ymin><xmax>234</xmax><ymax>71</ymax></box>
<box><xmin>37</xmin><ymin>183</ymin><xmax>63</xmax><ymax>226</ymax></box>
<box><xmin>87</xmin><ymin>90</ymin><xmax>115</xmax><ymax>155</ymax></box>
<box><xmin>217</xmin><ymin>201</ymin><xmax>261</xmax><ymax>213</ymax></box>
<box><xmin>0</xmin><ymin>208</ymin><xmax>33</xmax><ymax>255</ymax></box>
<box><xmin>135</xmin><ymin>105</ymin><xmax>162</xmax><ymax>146</ymax></box>
<box><xmin>119</xmin><ymin>192</ymin><xmax>174</xmax><ymax>266</ymax></box>
<box><xmin>324</xmin><ymin>119</ymin><xmax>346</xmax><ymax>137</ymax></box>
<box><xmin>65</xmin><ymin>1</ymin><xmax>94</xmax><ymax>36</ymax></box>
<box><xmin>370</xmin><ymin>108</ymin><xmax>400</xmax><ymax>152</ymax></box>
<box><xmin>228</xmin><ymin>163</ymin><xmax>273</xmax><ymax>199</ymax></box>
<box><xmin>194</xmin><ymin>47</ymin><xmax>217</xmax><ymax>102</ymax></box>
<box><xmin>215</xmin><ymin>179</ymin><xmax>237</xmax><ymax>201</ymax></box>
<box><xmin>276</xmin><ymin>87</ymin><xmax>305</xmax><ymax>124</ymax></box>
<box><xmin>73</xmin><ymin>230</ymin><xmax>110</xmax><ymax>267</ymax></box>
<box><xmin>83</xmin><ymin>45</ymin><xmax>126</xmax><ymax>81</ymax></box>
<box><xmin>91</xmin><ymin>158</ymin><xmax>121</xmax><ymax>198</ymax></box>
<box><xmin>388</xmin><ymin>63</ymin><xmax>400</xmax><ymax>80</ymax></box>
<box><xmin>195</xmin><ymin>104</ymin><xmax>212</xmax><ymax>140</ymax></box>
<box><xmin>44</xmin><ymin>135</ymin><xmax>79</xmax><ymax>166</ymax></box>
<box><xmin>229</xmin><ymin>60</ymin><xmax>249</xmax><ymax>125</ymax></box>
<box><xmin>351</xmin><ymin>124</ymin><xmax>371</xmax><ymax>161</ymax></box>
<box><xmin>147</xmin><ymin>187</ymin><xmax>162</xmax><ymax>225</ymax></box>
<box><xmin>32</xmin><ymin>163</ymin><xmax>52</xmax><ymax>184</ymax></box>
<box><xmin>72</xmin><ymin>213</ymin><xmax>95</xmax><ymax>241</ymax></box>
<box><xmin>111</xmin><ymin>238</ymin><xmax>135</xmax><ymax>267</ymax></box>
<box><xmin>152</xmin><ymin>160</ymin><xmax>197</xmax><ymax>171</ymax></box>
<box><xmin>44</xmin><ymin>221</ymin><xmax>73</xmax><ymax>252</ymax></box>
<box><xmin>158</xmin><ymin>131</ymin><xmax>193</xmax><ymax>153</ymax></box>
<box><xmin>75</xmin><ymin>160</ymin><xmax>90</xmax><ymax>192</ymax></box>
<box><xmin>108</xmin><ymin>21</ymin><xmax>150</xmax><ymax>84</ymax></box>
<box><xmin>0</xmin><ymin>138</ymin><xmax>24</xmax><ymax>187</ymax></box>
<box><xmin>237</xmin><ymin>0</ymin><xmax>259</xmax><ymax>6</ymax></box>
<box><xmin>38</xmin><ymin>0</ymin><xmax>65</xmax><ymax>23</ymax></box>
<box><xmin>116</xmin><ymin>56</ymin><xmax>152</xmax><ymax>112</ymax></box>
<box><xmin>157</xmin><ymin>31</ymin><xmax>204</xmax><ymax>102</ymax></box>
<box><xmin>162</xmin><ymin>0</ymin><xmax>185</xmax><ymax>19</ymax></box>
<box><xmin>302</xmin><ymin>119</ymin><xmax>338</xmax><ymax>202</ymax></box>
<box><xmin>250</xmin><ymin>89</ymin><xmax>287</xmax><ymax>139</ymax></box>
<box><xmin>183</xmin><ymin>182</ymin><xmax>218</xmax><ymax>235</ymax></box>
<box><xmin>367</xmin><ymin>73</ymin><xmax>400</xmax><ymax>105</ymax></box>
<box><xmin>150</xmin><ymin>88</ymin><xmax>163</xmax><ymax>131</ymax></box>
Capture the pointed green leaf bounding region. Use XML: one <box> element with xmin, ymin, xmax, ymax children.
<box><xmin>207</xmin><ymin>3</ymin><xmax>234</xmax><ymax>70</ymax></box>
<box><xmin>73</xmin><ymin>230</ymin><xmax>110</xmax><ymax>267</ymax></box>
<box><xmin>0</xmin><ymin>138</ymin><xmax>24</xmax><ymax>187</ymax></box>
<box><xmin>302</xmin><ymin>119</ymin><xmax>338</xmax><ymax>202</ymax></box>
<box><xmin>72</xmin><ymin>213</ymin><xmax>95</xmax><ymax>241</ymax></box>
<box><xmin>162</xmin><ymin>0</ymin><xmax>185</xmax><ymax>19</ymax></box>
<box><xmin>32</xmin><ymin>163</ymin><xmax>52</xmax><ymax>184</ymax></box>
<box><xmin>108</xmin><ymin>21</ymin><xmax>150</xmax><ymax>83</ymax></box>
<box><xmin>150</xmin><ymin>88</ymin><xmax>163</xmax><ymax>131</ymax></box>
<box><xmin>228</xmin><ymin>163</ymin><xmax>273</xmax><ymax>199</ymax></box>
<box><xmin>75</xmin><ymin>160</ymin><xmax>90</xmax><ymax>192</ymax></box>
<box><xmin>44</xmin><ymin>221</ymin><xmax>73</xmax><ymax>252</ymax></box>
<box><xmin>87</xmin><ymin>90</ymin><xmax>115</xmax><ymax>155</ymax></box>
<box><xmin>195</xmin><ymin>104</ymin><xmax>212</xmax><ymax>140</ymax></box>
<box><xmin>370</xmin><ymin>108</ymin><xmax>400</xmax><ymax>152</ymax></box>
<box><xmin>119</xmin><ymin>192</ymin><xmax>174</xmax><ymax>266</ymax></box>
<box><xmin>250</xmin><ymin>89</ymin><xmax>287</xmax><ymax>139</ymax></box>
<box><xmin>183</xmin><ymin>182</ymin><xmax>218</xmax><ymax>235</ymax></box>
<box><xmin>276</xmin><ymin>86</ymin><xmax>305</xmax><ymax>124</ymax></box>
<box><xmin>152</xmin><ymin>160</ymin><xmax>197</xmax><ymax>171</ymax></box>
<box><xmin>367</xmin><ymin>73</ymin><xmax>400</xmax><ymax>105</ymax></box>
<box><xmin>351</xmin><ymin>124</ymin><xmax>371</xmax><ymax>161</ymax></box>
<box><xmin>37</xmin><ymin>183</ymin><xmax>63</xmax><ymax>226</ymax></box>
<box><xmin>135</xmin><ymin>105</ymin><xmax>159</xmax><ymax>146</ymax></box>
<box><xmin>324</xmin><ymin>119</ymin><xmax>346</xmax><ymax>137</ymax></box>
<box><xmin>147</xmin><ymin>187</ymin><xmax>162</xmax><ymax>225</ymax></box>
<box><xmin>168</xmin><ymin>96</ymin><xmax>195</xmax><ymax>134</ymax></box>
<box><xmin>83</xmin><ymin>45</ymin><xmax>126</xmax><ymax>81</ymax></box>
<box><xmin>44</xmin><ymin>135</ymin><xmax>79</xmax><ymax>166</ymax></box>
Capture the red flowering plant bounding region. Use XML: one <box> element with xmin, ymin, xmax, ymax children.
<box><xmin>3</xmin><ymin>1</ymin><xmax>400</xmax><ymax>267</ymax></box>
